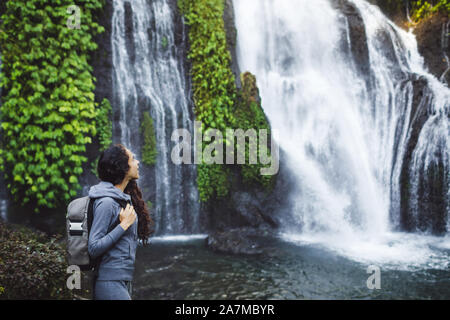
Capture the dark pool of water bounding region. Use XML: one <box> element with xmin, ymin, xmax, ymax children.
<box><xmin>132</xmin><ymin>236</ymin><xmax>450</xmax><ymax>300</ymax></box>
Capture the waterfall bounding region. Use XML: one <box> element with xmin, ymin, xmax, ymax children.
<box><xmin>111</xmin><ymin>0</ymin><xmax>200</xmax><ymax>235</ymax></box>
<box><xmin>233</xmin><ymin>0</ymin><xmax>449</xmax><ymax>266</ymax></box>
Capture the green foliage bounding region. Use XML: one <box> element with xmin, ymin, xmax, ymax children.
<box><xmin>179</xmin><ymin>1</ymin><xmax>276</xmax><ymax>202</ymax></box>
<box><xmin>146</xmin><ymin>200</ymin><xmax>153</xmax><ymax>210</ymax></box>
<box><xmin>412</xmin><ymin>0</ymin><xmax>434</xmax><ymax>20</ymax></box>
<box><xmin>96</xmin><ymin>98</ymin><xmax>113</xmax><ymax>152</ymax></box>
<box><xmin>378</xmin><ymin>1</ymin><xmax>449</xmax><ymax>21</ymax></box>
<box><xmin>0</xmin><ymin>221</ymin><xmax>75</xmax><ymax>299</ymax></box>
<box><xmin>161</xmin><ymin>36</ymin><xmax>168</xmax><ymax>50</ymax></box>
<box><xmin>178</xmin><ymin>0</ymin><xmax>237</xmax><ymax>131</ymax></box>
<box><xmin>196</xmin><ymin>162</ymin><xmax>231</xmax><ymax>201</ymax></box>
<box><xmin>405</xmin><ymin>0</ymin><xmax>450</xmax><ymax>21</ymax></box>
<box><xmin>0</xmin><ymin>0</ymin><xmax>105</xmax><ymax>212</ymax></box>
<box><xmin>234</xmin><ymin>72</ymin><xmax>275</xmax><ymax>189</ymax></box>
<box><xmin>178</xmin><ymin>0</ymin><xmax>237</xmax><ymax>202</ymax></box>
<box><xmin>141</xmin><ymin>111</ymin><xmax>158</xmax><ymax>166</ymax></box>
<box><xmin>411</xmin><ymin>0</ymin><xmax>450</xmax><ymax>20</ymax></box>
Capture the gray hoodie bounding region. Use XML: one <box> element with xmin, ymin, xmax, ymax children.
<box><xmin>88</xmin><ymin>181</ymin><xmax>138</xmax><ymax>281</ymax></box>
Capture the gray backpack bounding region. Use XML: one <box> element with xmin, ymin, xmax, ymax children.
<box><xmin>66</xmin><ymin>196</ymin><xmax>127</xmax><ymax>271</ymax></box>
<box><xmin>66</xmin><ymin>195</ymin><xmax>128</xmax><ymax>298</ymax></box>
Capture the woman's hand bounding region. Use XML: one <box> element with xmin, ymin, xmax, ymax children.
<box><xmin>119</xmin><ymin>203</ymin><xmax>137</xmax><ymax>231</ymax></box>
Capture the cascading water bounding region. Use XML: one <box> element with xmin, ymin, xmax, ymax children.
<box><xmin>234</xmin><ymin>0</ymin><xmax>449</xmax><ymax>268</ymax></box>
<box><xmin>111</xmin><ymin>0</ymin><xmax>200</xmax><ymax>235</ymax></box>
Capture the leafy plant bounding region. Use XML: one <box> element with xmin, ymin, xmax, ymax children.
<box><xmin>178</xmin><ymin>0</ymin><xmax>237</xmax><ymax>202</ymax></box>
<box><xmin>141</xmin><ymin>111</ymin><xmax>158</xmax><ymax>166</ymax></box>
<box><xmin>161</xmin><ymin>36</ymin><xmax>168</xmax><ymax>50</ymax></box>
<box><xmin>178</xmin><ymin>0</ymin><xmax>276</xmax><ymax>202</ymax></box>
<box><xmin>97</xmin><ymin>98</ymin><xmax>113</xmax><ymax>152</ymax></box>
<box><xmin>0</xmin><ymin>0</ymin><xmax>105</xmax><ymax>212</ymax></box>
<box><xmin>0</xmin><ymin>221</ymin><xmax>75</xmax><ymax>299</ymax></box>
<box><xmin>409</xmin><ymin>0</ymin><xmax>450</xmax><ymax>21</ymax></box>
<box><xmin>235</xmin><ymin>72</ymin><xmax>276</xmax><ymax>189</ymax></box>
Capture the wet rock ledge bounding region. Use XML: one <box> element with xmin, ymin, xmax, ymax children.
<box><xmin>205</xmin><ymin>227</ymin><xmax>276</xmax><ymax>255</ymax></box>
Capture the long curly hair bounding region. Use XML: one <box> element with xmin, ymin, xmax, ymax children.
<box><xmin>97</xmin><ymin>143</ymin><xmax>154</xmax><ymax>244</ymax></box>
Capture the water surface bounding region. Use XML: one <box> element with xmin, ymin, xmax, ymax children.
<box><xmin>133</xmin><ymin>235</ymin><xmax>450</xmax><ymax>299</ymax></box>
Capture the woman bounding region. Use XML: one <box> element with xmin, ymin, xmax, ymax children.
<box><xmin>88</xmin><ymin>144</ymin><xmax>153</xmax><ymax>300</ymax></box>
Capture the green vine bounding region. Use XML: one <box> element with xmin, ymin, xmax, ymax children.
<box><xmin>0</xmin><ymin>0</ymin><xmax>105</xmax><ymax>212</ymax></box>
<box><xmin>178</xmin><ymin>0</ymin><xmax>236</xmax><ymax>202</ymax></box>
<box><xmin>178</xmin><ymin>0</ymin><xmax>276</xmax><ymax>202</ymax></box>
<box><xmin>97</xmin><ymin>98</ymin><xmax>113</xmax><ymax>151</ymax></box>
<box><xmin>235</xmin><ymin>72</ymin><xmax>275</xmax><ymax>189</ymax></box>
<box><xmin>141</xmin><ymin>111</ymin><xmax>158</xmax><ymax>166</ymax></box>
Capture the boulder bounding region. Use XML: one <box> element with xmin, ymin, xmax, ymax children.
<box><xmin>205</xmin><ymin>227</ymin><xmax>273</xmax><ymax>255</ymax></box>
<box><xmin>414</xmin><ymin>12</ymin><xmax>450</xmax><ymax>86</ymax></box>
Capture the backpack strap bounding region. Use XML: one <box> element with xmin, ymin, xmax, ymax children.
<box><xmin>87</xmin><ymin>198</ymin><xmax>95</xmax><ymax>235</ymax></box>
<box><xmin>87</xmin><ymin>197</ymin><xmax>132</xmax><ymax>273</ymax></box>
<box><xmin>87</xmin><ymin>197</ymin><xmax>131</xmax><ymax>235</ymax></box>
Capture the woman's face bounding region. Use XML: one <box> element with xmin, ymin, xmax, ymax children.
<box><xmin>126</xmin><ymin>148</ymin><xmax>140</xmax><ymax>180</ymax></box>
